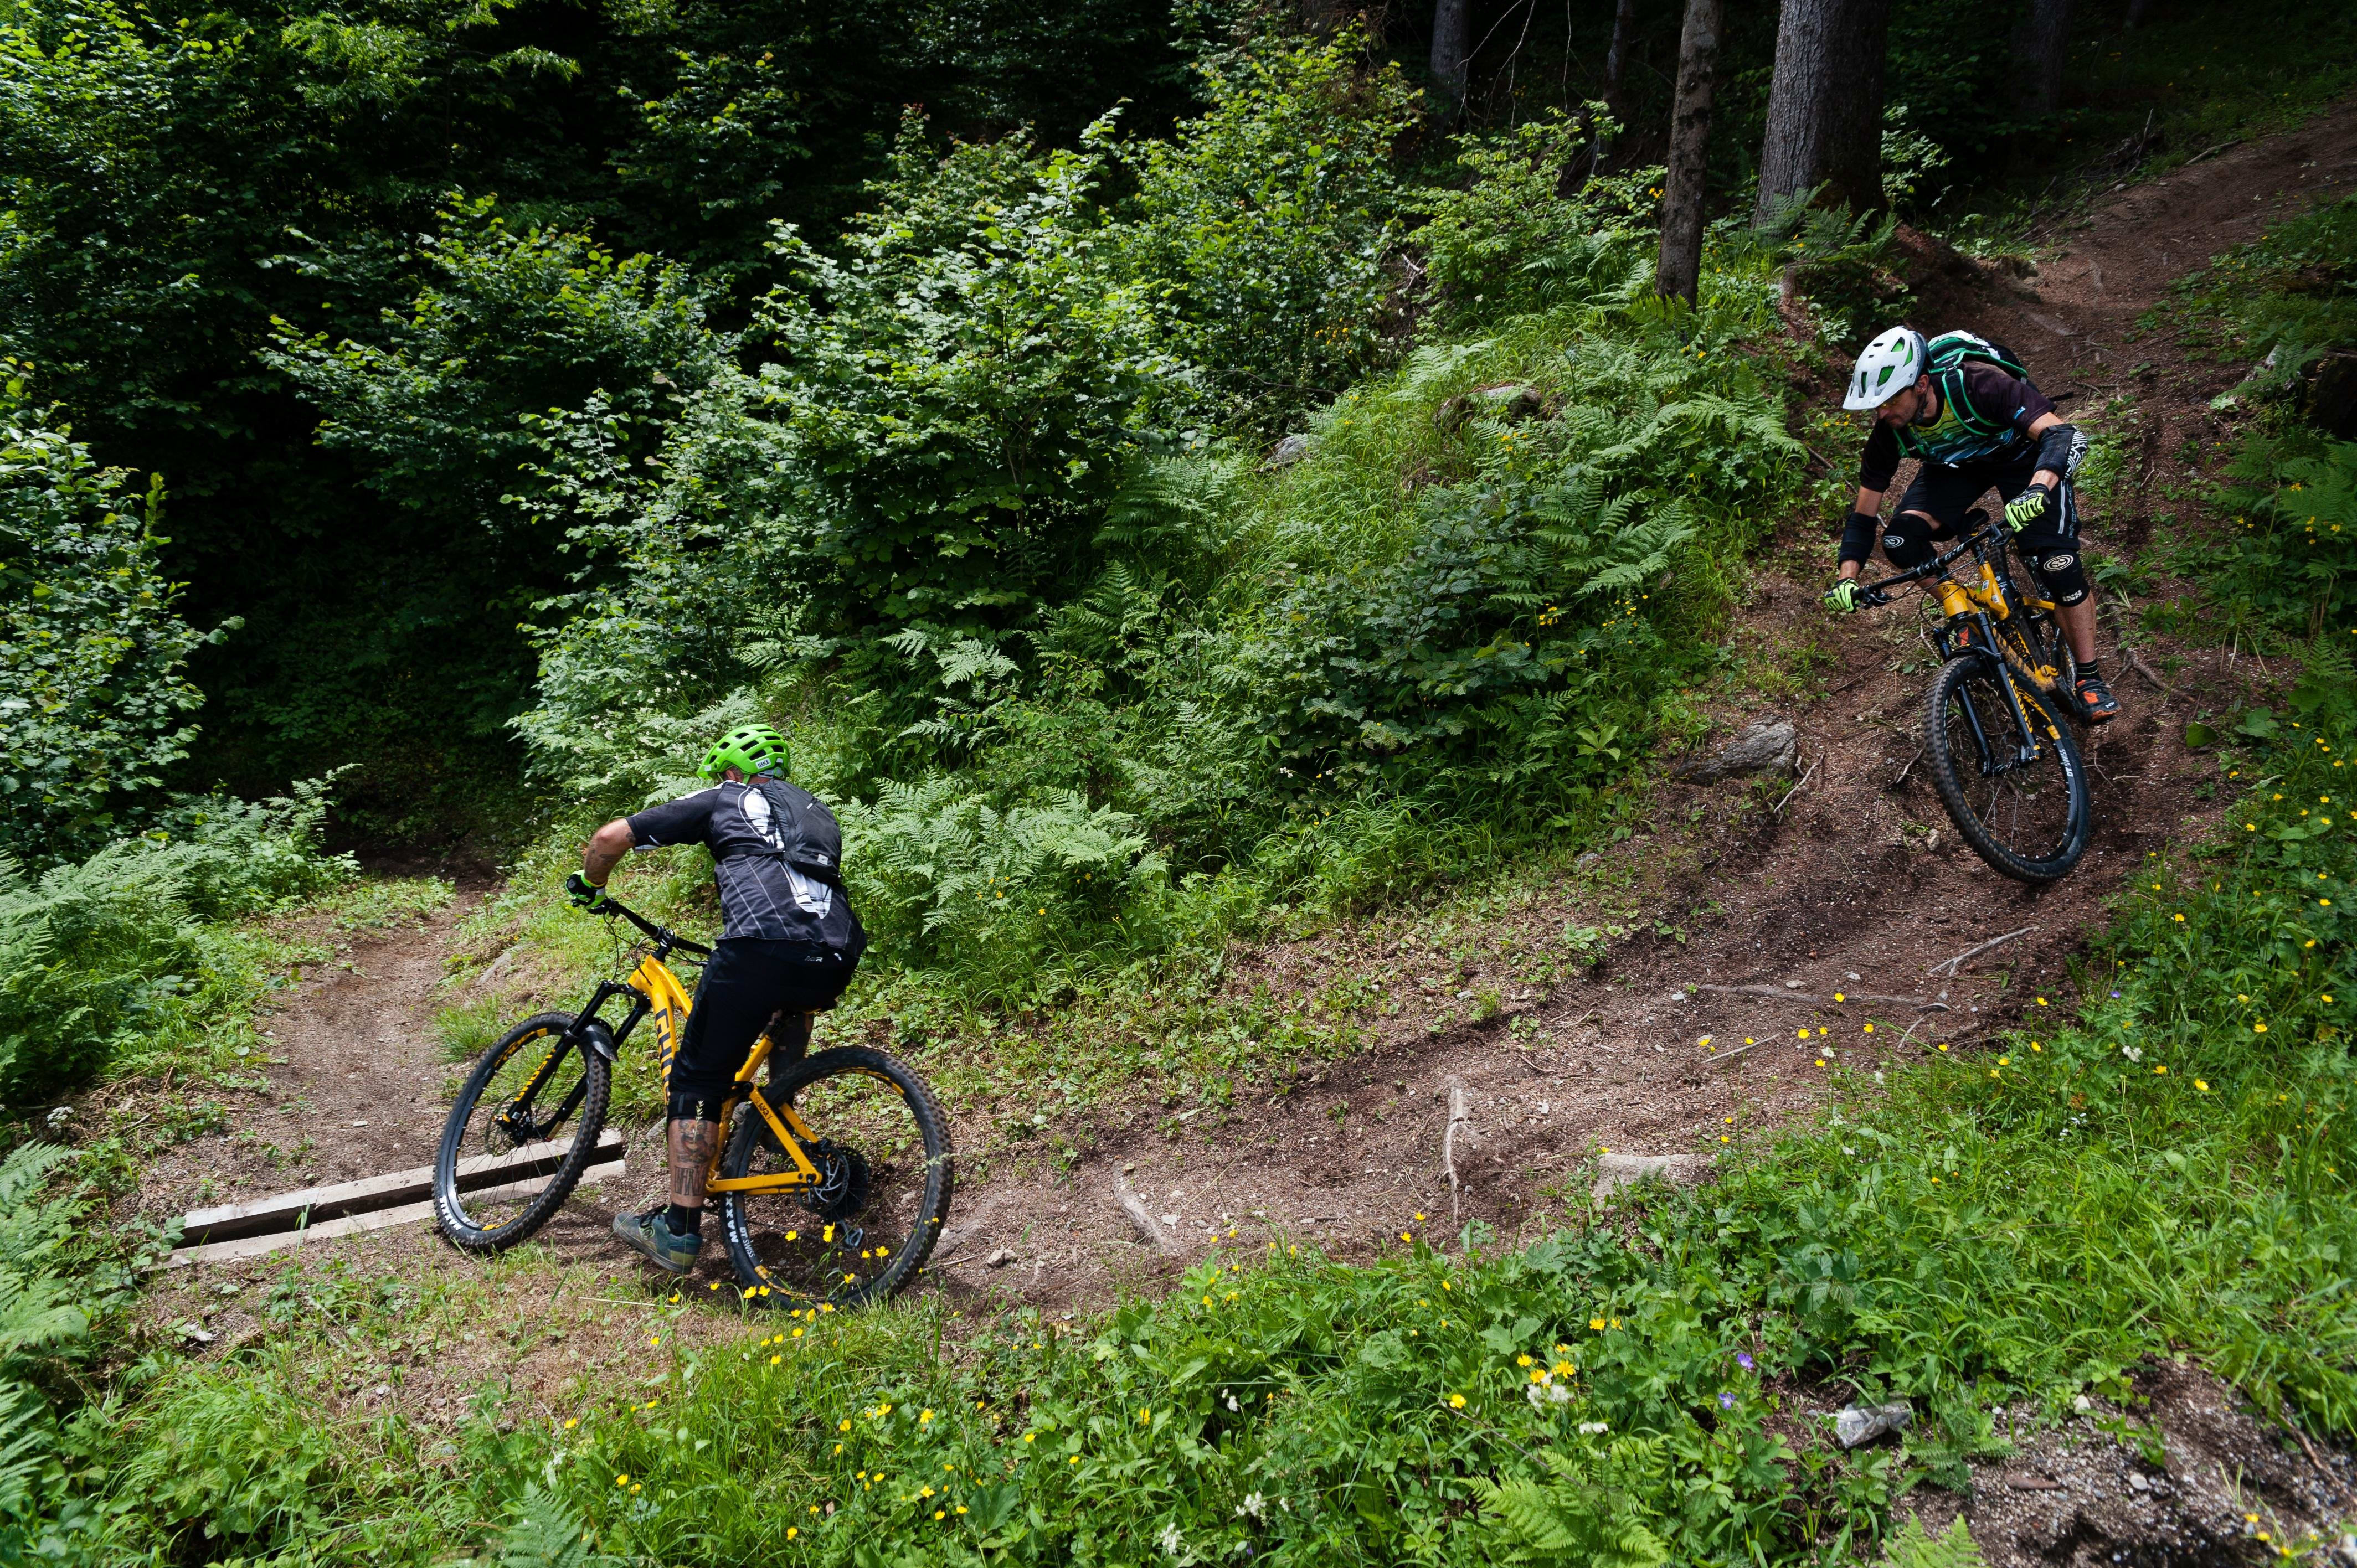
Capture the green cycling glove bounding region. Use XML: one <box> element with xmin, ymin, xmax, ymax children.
<box><xmin>2003</xmin><ymin>483</ymin><xmax>2054</xmax><ymax>532</ymax></box>
<box><xmin>1825</xmin><ymin>579</ymin><xmax>1864</xmax><ymax>613</ymax></box>
<box><xmin>565</xmin><ymin>871</ymin><xmax>613</xmax><ymax>914</ymax></box>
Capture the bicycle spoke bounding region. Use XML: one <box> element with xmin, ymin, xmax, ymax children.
<box><xmin>1942</xmin><ymin>670</ymin><xmax>2075</xmax><ymax>866</ymax></box>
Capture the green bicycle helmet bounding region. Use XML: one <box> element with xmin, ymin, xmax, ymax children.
<box><xmin>698</xmin><ymin>723</ymin><xmax>790</xmax><ymax>781</ymax></box>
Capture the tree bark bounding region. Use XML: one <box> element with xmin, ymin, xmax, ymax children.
<box><xmin>1655</xmin><ymin>0</ymin><xmax>1725</xmax><ymax>305</ymax></box>
<box><xmin>1752</xmin><ymin>0</ymin><xmax>1896</xmax><ymax>225</ymax></box>
<box><xmin>1431</xmin><ymin>0</ymin><xmax>1471</xmax><ymax>118</ymax></box>
<box><xmin>2013</xmin><ymin>0</ymin><xmax>2074</xmax><ymax>118</ymax></box>
<box><xmin>1594</xmin><ymin>0</ymin><xmax>1639</xmax><ymax>164</ymax></box>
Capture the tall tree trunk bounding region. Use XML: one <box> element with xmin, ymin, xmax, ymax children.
<box><xmin>1752</xmin><ymin>0</ymin><xmax>1896</xmax><ymax>225</ymax></box>
<box><xmin>2013</xmin><ymin>0</ymin><xmax>2074</xmax><ymax>118</ymax></box>
<box><xmin>1431</xmin><ymin>0</ymin><xmax>1471</xmax><ymax>118</ymax></box>
<box><xmin>1655</xmin><ymin>0</ymin><xmax>1726</xmax><ymax>305</ymax></box>
<box><xmin>1594</xmin><ymin>0</ymin><xmax>1639</xmax><ymax>165</ymax></box>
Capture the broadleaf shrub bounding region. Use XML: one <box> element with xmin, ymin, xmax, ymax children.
<box><xmin>0</xmin><ymin>380</ymin><xmax>211</xmax><ymax>863</ymax></box>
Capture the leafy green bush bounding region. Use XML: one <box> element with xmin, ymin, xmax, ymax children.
<box><xmin>1113</xmin><ymin>31</ymin><xmax>1418</xmax><ymax>435</ymax></box>
<box><xmin>2200</xmin><ymin>433</ymin><xmax>2357</xmax><ymax>641</ymax></box>
<box><xmin>268</xmin><ymin>197</ymin><xmax>720</xmax><ymax>534</ymax></box>
<box><xmin>0</xmin><ymin>379</ymin><xmax>214</xmax><ymax>863</ymax></box>
<box><xmin>1412</xmin><ymin>112</ymin><xmax>1658</xmax><ymax>329</ymax></box>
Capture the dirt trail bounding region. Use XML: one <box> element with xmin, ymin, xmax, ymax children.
<box><xmin>135</xmin><ymin>891</ymin><xmax>487</xmax><ymax>1213</ymax></box>
<box><xmin>137</xmin><ymin>103</ymin><xmax>2357</xmax><ymax>1539</ymax></box>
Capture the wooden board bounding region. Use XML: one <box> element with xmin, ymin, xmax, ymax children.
<box><xmin>163</xmin><ymin>1151</ymin><xmax>626</xmax><ymax>1268</ymax></box>
<box><xmin>178</xmin><ymin>1128</ymin><xmax>627</xmax><ymax>1246</ymax></box>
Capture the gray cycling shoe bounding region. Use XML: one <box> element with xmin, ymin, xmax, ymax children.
<box><xmin>613</xmin><ymin>1206</ymin><xmax>702</xmax><ymax>1273</ymax></box>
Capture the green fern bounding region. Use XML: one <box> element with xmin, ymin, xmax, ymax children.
<box><xmin>1880</xmin><ymin>1515</ymin><xmax>1989</xmax><ymax>1568</ymax></box>
<box><xmin>464</xmin><ymin>1486</ymin><xmax>625</xmax><ymax>1568</ymax></box>
<box><xmin>1469</xmin><ymin>1451</ymin><xmax>1671</xmax><ymax>1567</ymax></box>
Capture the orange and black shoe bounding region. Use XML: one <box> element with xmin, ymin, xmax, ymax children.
<box><xmin>2072</xmin><ymin>670</ymin><xmax>2122</xmax><ymax>725</ymax></box>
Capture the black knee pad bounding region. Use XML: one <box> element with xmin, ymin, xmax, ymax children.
<box><xmin>667</xmin><ymin>1090</ymin><xmax>728</xmax><ymax>1125</ymax></box>
<box><xmin>1880</xmin><ymin>512</ymin><xmax>1936</xmax><ymax>569</ymax></box>
<box><xmin>2025</xmin><ymin>541</ymin><xmax>2088</xmax><ymax>606</ymax></box>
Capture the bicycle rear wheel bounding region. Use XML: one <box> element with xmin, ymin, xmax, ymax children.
<box><xmin>434</xmin><ymin>1012</ymin><xmax>613</xmax><ymax>1252</ymax></box>
<box><xmin>1924</xmin><ymin>655</ymin><xmax>2092</xmax><ymax>883</ymax></box>
<box><xmin>717</xmin><ymin>1046</ymin><xmax>954</xmax><ymax>1308</ymax></box>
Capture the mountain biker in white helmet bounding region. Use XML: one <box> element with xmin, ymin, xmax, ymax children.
<box><xmin>1825</xmin><ymin>326</ymin><xmax>2121</xmax><ymax>724</ymax></box>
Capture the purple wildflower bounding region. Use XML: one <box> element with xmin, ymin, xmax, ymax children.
<box><xmin>1736</xmin><ymin>1352</ymin><xmax>1754</xmax><ymax>1371</ymax></box>
<box><xmin>1718</xmin><ymin>1392</ymin><xmax>1736</xmax><ymax>1410</ymax></box>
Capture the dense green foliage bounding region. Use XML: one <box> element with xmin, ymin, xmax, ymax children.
<box><xmin>5</xmin><ymin>0</ymin><xmax>2347</xmax><ymax>830</ymax></box>
<box><xmin>492</xmin><ymin>66</ymin><xmax>1805</xmax><ymax>1008</ymax></box>
<box><xmin>0</xmin><ymin>381</ymin><xmax>212</xmax><ymax>862</ymax></box>
<box><xmin>0</xmin><ymin>780</ymin><xmax>352</xmax><ymax>1105</ymax></box>
<box><xmin>0</xmin><ymin>0</ymin><xmax>1191</xmax><ymax>826</ymax></box>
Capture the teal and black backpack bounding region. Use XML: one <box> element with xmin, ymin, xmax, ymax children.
<box><xmin>1894</xmin><ymin>331</ymin><xmax>2035</xmax><ymax>467</ymax></box>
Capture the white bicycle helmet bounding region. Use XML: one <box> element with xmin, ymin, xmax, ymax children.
<box><xmin>1844</xmin><ymin>326</ymin><xmax>1931</xmax><ymax>411</ymax></box>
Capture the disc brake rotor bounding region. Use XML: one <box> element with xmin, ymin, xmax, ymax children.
<box><xmin>799</xmin><ymin>1138</ymin><xmax>871</xmax><ymax>1225</ymax></box>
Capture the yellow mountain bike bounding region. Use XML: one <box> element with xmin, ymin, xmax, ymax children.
<box><xmin>431</xmin><ymin>893</ymin><xmax>954</xmax><ymax>1307</ymax></box>
<box><xmin>1852</xmin><ymin>507</ymin><xmax>2093</xmax><ymax>883</ymax></box>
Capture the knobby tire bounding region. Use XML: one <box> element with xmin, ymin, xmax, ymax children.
<box><xmin>1923</xmin><ymin>654</ymin><xmax>2092</xmax><ymax>883</ymax></box>
<box><xmin>434</xmin><ymin>1011</ymin><xmax>614</xmax><ymax>1252</ymax></box>
<box><xmin>718</xmin><ymin>1045</ymin><xmax>955</xmax><ymax>1308</ymax></box>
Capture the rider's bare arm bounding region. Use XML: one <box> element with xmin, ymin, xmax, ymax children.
<box><xmin>582</xmin><ymin>819</ymin><xmax>634</xmax><ymax>888</ymax></box>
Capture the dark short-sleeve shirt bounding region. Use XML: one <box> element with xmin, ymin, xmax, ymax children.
<box><xmin>626</xmin><ymin>780</ymin><xmax>837</xmax><ymax>942</ymax></box>
<box><xmin>1860</xmin><ymin>364</ymin><xmax>2057</xmax><ymax>491</ymax></box>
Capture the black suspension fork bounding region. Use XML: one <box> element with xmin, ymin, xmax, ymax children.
<box><xmin>1947</xmin><ymin>617</ymin><xmax>2036</xmax><ymax>778</ymax></box>
<box><xmin>1964</xmin><ymin>652</ymin><xmax>2044</xmax><ymax>776</ymax></box>
<box><xmin>497</xmin><ymin>981</ymin><xmax>645</xmax><ymax>1138</ymax></box>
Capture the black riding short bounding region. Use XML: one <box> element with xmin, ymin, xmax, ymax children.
<box><xmin>667</xmin><ymin>937</ymin><xmax>850</xmax><ymax>1104</ymax></box>
<box><xmin>1893</xmin><ymin>445</ymin><xmax>2081</xmax><ymax>566</ymax></box>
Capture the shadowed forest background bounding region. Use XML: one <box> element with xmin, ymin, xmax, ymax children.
<box><xmin>8</xmin><ymin>0</ymin><xmax>2344</xmax><ymax>850</ymax></box>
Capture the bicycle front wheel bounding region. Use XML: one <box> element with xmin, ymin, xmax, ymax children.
<box><xmin>1924</xmin><ymin>655</ymin><xmax>2092</xmax><ymax>883</ymax></box>
<box><xmin>434</xmin><ymin>1012</ymin><xmax>613</xmax><ymax>1252</ymax></box>
<box><xmin>717</xmin><ymin>1046</ymin><xmax>954</xmax><ymax>1308</ymax></box>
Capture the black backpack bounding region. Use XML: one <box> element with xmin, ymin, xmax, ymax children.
<box><xmin>742</xmin><ymin>777</ymin><xmax>868</xmax><ymax>981</ymax></box>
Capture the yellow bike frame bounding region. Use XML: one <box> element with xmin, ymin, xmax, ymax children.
<box><xmin>624</xmin><ymin>952</ymin><xmax>828</xmax><ymax>1195</ymax></box>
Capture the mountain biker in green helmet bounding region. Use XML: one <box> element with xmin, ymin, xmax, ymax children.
<box><xmin>567</xmin><ymin>723</ymin><xmax>866</xmax><ymax>1273</ymax></box>
<box><xmin>1825</xmin><ymin>326</ymin><xmax>2122</xmax><ymax>725</ymax></box>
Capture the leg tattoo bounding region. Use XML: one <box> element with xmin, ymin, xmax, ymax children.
<box><xmin>668</xmin><ymin>1118</ymin><xmax>719</xmax><ymax>1210</ymax></box>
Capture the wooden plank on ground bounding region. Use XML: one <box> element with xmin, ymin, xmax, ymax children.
<box><xmin>178</xmin><ymin>1129</ymin><xmax>626</xmax><ymax>1245</ymax></box>
<box><xmin>163</xmin><ymin>1151</ymin><xmax>626</xmax><ymax>1269</ymax></box>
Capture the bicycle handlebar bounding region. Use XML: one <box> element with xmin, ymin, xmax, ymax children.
<box><xmin>1850</xmin><ymin>510</ymin><xmax>2007</xmax><ymax>606</ymax></box>
<box><xmin>587</xmin><ymin>890</ymin><xmax>713</xmax><ymax>957</ymax></box>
